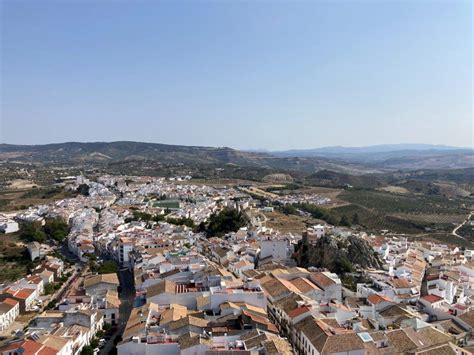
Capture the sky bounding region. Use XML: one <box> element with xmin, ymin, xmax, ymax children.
<box><xmin>0</xmin><ymin>0</ymin><xmax>472</xmax><ymax>150</ymax></box>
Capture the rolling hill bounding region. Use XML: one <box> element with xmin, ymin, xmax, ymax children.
<box><xmin>272</xmin><ymin>144</ymin><xmax>473</xmax><ymax>170</ymax></box>
<box><xmin>1</xmin><ymin>142</ymin><xmax>471</xmax><ymax>174</ymax></box>
<box><xmin>0</xmin><ymin>141</ymin><xmax>371</xmax><ymax>175</ymax></box>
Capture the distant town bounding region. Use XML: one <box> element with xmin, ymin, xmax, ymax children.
<box><xmin>0</xmin><ymin>174</ymin><xmax>471</xmax><ymax>355</ymax></box>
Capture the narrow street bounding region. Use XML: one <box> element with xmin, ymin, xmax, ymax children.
<box><xmin>100</xmin><ymin>268</ymin><xmax>135</xmax><ymax>355</ymax></box>
<box><xmin>43</xmin><ymin>265</ymin><xmax>83</xmax><ymax>311</ymax></box>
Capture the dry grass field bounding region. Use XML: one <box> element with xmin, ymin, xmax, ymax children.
<box><xmin>263</xmin><ymin>211</ymin><xmax>319</xmax><ymax>234</ymax></box>
<box><xmin>0</xmin><ymin>185</ymin><xmax>74</xmax><ymax>212</ymax></box>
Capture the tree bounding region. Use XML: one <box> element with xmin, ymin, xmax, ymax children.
<box><xmin>339</xmin><ymin>215</ymin><xmax>351</xmax><ymax>227</ymax></box>
<box><xmin>43</xmin><ymin>217</ymin><xmax>70</xmax><ymax>242</ymax></box>
<box><xmin>167</xmin><ymin>217</ymin><xmax>195</xmax><ymax>228</ymax></box>
<box><xmin>352</xmin><ymin>213</ymin><xmax>360</xmax><ymax>225</ymax></box>
<box><xmin>76</xmin><ymin>184</ymin><xmax>90</xmax><ymax>196</ymax></box>
<box><xmin>44</xmin><ymin>283</ymin><xmax>55</xmax><ymax>295</ymax></box>
<box><xmin>335</xmin><ymin>255</ymin><xmax>353</xmax><ymax>274</ymax></box>
<box><xmin>97</xmin><ymin>261</ymin><xmax>118</xmax><ymax>274</ymax></box>
<box><xmin>80</xmin><ymin>345</ymin><xmax>94</xmax><ymax>355</ymax></box>
<box><xmin>19</xmin><ymin>222</ymin><xmax>46</xmax><ymax>243</ymax></box>
<box><xmin>152</xmin><ymin>214</ymin><xmax>165</xmax><ymax>222</ymax></box>
<box><xmin>204</xmin><ymin>208</ymin><xmax>249</xmax><ymax>237</ymax></box>
<box><xmin>293</xmin><ymin>203</ymin><xmax>339</xmax><ymax>226</ymax></box>
<box><xmin>280</xmin><ymin>205</ymin><xmax>297</xmax><ymax>215</ymax></box>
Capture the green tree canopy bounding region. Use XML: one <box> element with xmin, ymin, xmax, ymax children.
<box><xmin>204</xmin><ymin>208</ymin><xmax>249</xmax><ymax>237</ymax></box>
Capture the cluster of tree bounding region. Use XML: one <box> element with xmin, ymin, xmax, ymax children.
<box><xmin>125</xmin><ymin>209</ymin><xmax>196</xmax><ymax>228</ymax></box>
<box><xmin>167</xmin><ymin>217</ymin><xmax>195</xmax><ymax>228</ymax></box>
<box><xmin>44</xmin><ymin>282</ymin><xmax>61</xmax><ymax>295</ymax></box>
<box><xmin>294</xmin><ymin>203</ymin><xmax>340</xmax><ymax>225</ymax></box>
<box><xmin>43</xmin><ymin>217</ymin><xmax>70</xmax><ymax>242</ymax></box>
<box><xmin>20</xmin><ymin>217</ymin><xmax>70</xmax><ymax>243</ymax></box>
<box><xmin>124</xmin><ymin>210</ymin><xmax>168</xmax><ymax>223</ymax></box>
<box><xmin>293</xmin><ymin>203</ymin><xmax>360</xmax><ymax>228</ymax></box>
<box><xmin>89</xmin><ymin>259</ymin><xmax>118</xmax><ymax>274</ymax></box>
<box><xmin>279</xmin><ymin>204</ymin><xmax>298</xmax><ymax>215</ymax></box>
<box><xmin>265</xmin><ymin>183</ymin><xmax>300</xmax><ymax>192</ymax></box>
<box><xmin>337</xmin><ymin>213</ymin><xmax>361</xmax><ymax>227</ymax></box>
<box><xmin>198</xmin><ymin>208</ymin><xmax>249</xmax><ymax>237</ymax></box>
<box><xmin>97</xmin><ymin>261</ymin><xmax>119</xmax><ymax>274</ymax></box>
<box><xmin>334</xmin><ymin>254</ymin><xmax>353</xmax><ymax>274</ymax></box>
<box><xmin>19</xmin><ymin>222</ymin><xmax>47</xmax><ymax>243</ymax></box>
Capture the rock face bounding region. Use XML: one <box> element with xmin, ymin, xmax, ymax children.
<box><xmin>294</xmin><ymin>234</ymin><xmax>383</xmax><ymax>273</ymax></box>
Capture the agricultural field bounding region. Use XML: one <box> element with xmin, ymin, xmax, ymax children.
<box><xmin>338</xmin><ymin>189</ymin><xmax>469</xmax><ymax>215</ymax></box>
<box><xmin>377</xmin><ymin>186</ymin><xmax>410</xmax><ymax>194</ymax></box>
<box><xmin>406</xmin><ymin>233</ymin><xmax>474</xmax><ymax>249</ymax></box>
<box><xmin>390</xmin><ymin>213</ymin><xmax>466</xmax><ymax>225</ymax></box>
<box><xmin>331</xmin><ymin>204</ymin><xmax>427</xmax><ymax>234</ymax></box>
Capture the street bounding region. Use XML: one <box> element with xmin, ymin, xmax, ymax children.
<box><xmin>100</xmin><ymin>268</ymin><xmax>135</xmax><ymax>355</ymax></box>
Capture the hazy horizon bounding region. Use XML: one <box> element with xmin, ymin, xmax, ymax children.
<box><xmin>1</xmin><ymin>0</ymin><xmax>472</xmax><ymax>150</ymax></box>
<box><xmin>0</xmin><ymin>140</ymin><xmax>472</xmax><ymax>152</ymax></box>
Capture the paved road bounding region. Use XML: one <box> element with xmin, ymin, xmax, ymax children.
<box><xmin>100</xmin><ymin>268</ymin><xmax>135</xmax><ymax>355</ymax></box>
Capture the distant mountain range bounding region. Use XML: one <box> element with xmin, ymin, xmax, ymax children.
<box><xmin>0</xmin><ymin>142</ymin><xmax>472</xmax><ymax>173</ymax></box>
<box><xmin>272</xmin><ymin>143</ymin><xmax>470</xmax><ymax>156</ymax></box>
<box><xmin>271</xmin><ymin>144</ymin><xmax>473</xmax><ymax>169</ymax></box>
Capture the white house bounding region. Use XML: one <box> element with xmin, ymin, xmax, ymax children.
<box><xmin>260</xmin><ymin>237</ymin><xmax>288</xmax><ymax>262</ymax></box>
<box><xmin>0</xmin><ymin>298</ymin><xmax>19</xmax><ymax>331</ymax></box>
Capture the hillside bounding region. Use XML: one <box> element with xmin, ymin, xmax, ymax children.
<box><xmin>304</xmin><ymin>169</ymin><xmax>385</xmax><ymax>189</ymax></box>
<box><xmin>0</xmin><ymin>141</ymin><xmax>373</xmax><ymax>175</ymax></box>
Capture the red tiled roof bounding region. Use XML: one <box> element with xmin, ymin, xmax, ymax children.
<box><xmin>425</xmin><ymin>274</ymin><xmax>440</xmax><ymax>281</ymax></box>
<box><xmin>367</xmin><ymin>293</ymin><xmax>392</xmax><ymax>305</ymax></box>
<box><xmin>3</xmin><ymin>298</ymin><xmax>19</xmax><ymax>307</ymax></box>
<box><xmin>15</xmin><ymin>289</ymin><xmax>35</xmax><ymax>299</ymax></box>
<box><xmin>421</xmin><ymin>294</ymin><xmax>443</xmax><ymax>303</ymax></box>
<box><xmin>288</xmin><ymin>306</ymin><xmax>311</xmax><ymax>319</ymax></box>
<box><xmin>311</xmin><ymin>272</ymin><xmax>335</xmax><ymax>288</ymax></box>
<box><xmin>21</xmin><ymin>340</ymin><xmax>44</xmax><ymax>353</ymax></box>
<box><xmin>4</xmin><ymin>287</ymin><xmax>35</xmax><ymax>300</ymax></box>
<box><xmin>389</xmin><ymin>278</ymin><xmax>412</xmax><ymax>289</ymax></box>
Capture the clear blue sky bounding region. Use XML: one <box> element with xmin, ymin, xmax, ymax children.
<box><xmin>1</xmin><ymin>0</ymin><xmax>472</xmax><ymax>150</ymax></box>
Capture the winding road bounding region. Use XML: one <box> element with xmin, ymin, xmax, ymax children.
<box><xmin>452</xmin><ymin>211</ymin><xmax>473</xmax><ymax>239</ymax></box>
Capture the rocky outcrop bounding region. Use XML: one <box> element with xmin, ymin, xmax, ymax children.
<box><xmin>294</xmin><ymin>234</ymin><xmax>383</xmax><ymax>273</ymax></box>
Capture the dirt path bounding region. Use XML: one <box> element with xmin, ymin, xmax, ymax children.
<box><xmin>452</xmin><ymin>211</ymin><xmax>473</xmax><ymax>239</ymax></box>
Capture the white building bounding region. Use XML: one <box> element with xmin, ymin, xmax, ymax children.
<box><xmin>0</xmin><ymin>298</ymin><xmax>19</xmax><ymax>331</ymax></box>
<box><xmin>0</xmin><ymin>216</ymin><xmax>19</xmax><ymax>234</ymax></box>
<box><xmin>260</xmin><ymin>237</ymin><xmax>288</xmax><ymax>262</ymax></box>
